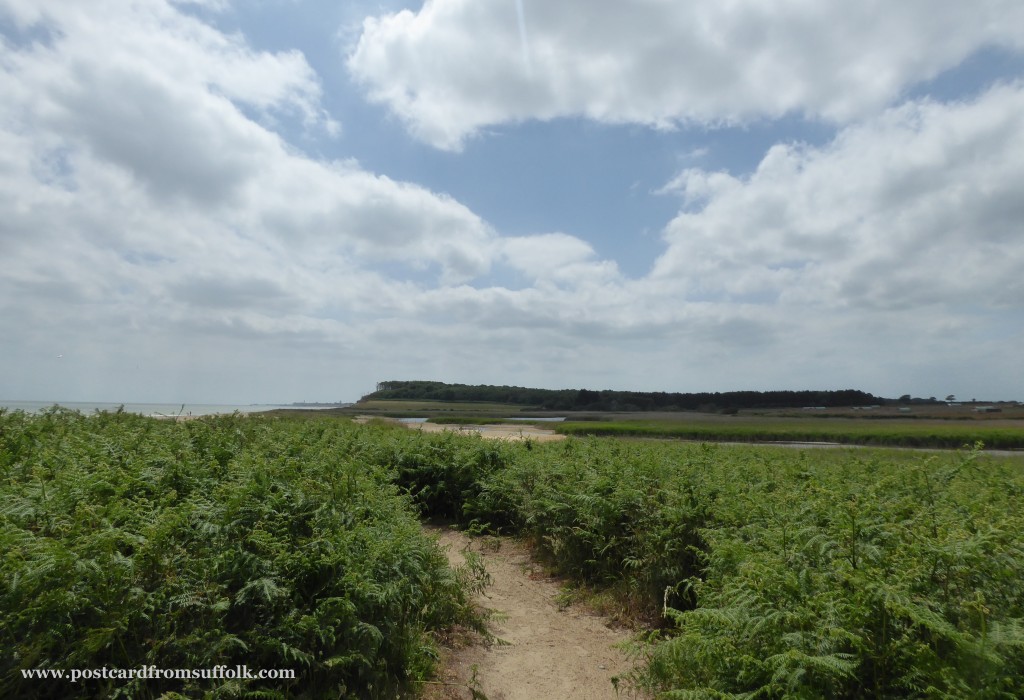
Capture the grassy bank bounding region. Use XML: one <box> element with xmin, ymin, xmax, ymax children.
<box><xmin>555</xmin><ymin>416</ymin><xmax>1024</xmax><ymax>449</ymax></box>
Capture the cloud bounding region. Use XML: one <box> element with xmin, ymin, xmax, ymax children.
<box><xmin>0</xmin><ymin>0</ymin><xmax>499</xmax><ymax>330</ymax></box>
<box><xmin>347</xmin><ymin>0</ymin><xmax>1024</xmax><ymax>150</ymax></box>
<box><xmin>499</xmin><ymin>232</ymin><xmax>619</xmax><ymax>285</ymax></box>
<box><xmin>5</xmin><ymin>0</ymin><xmax>328</xmax><ymax>119</ymax></box>
<box><xmin>651</xmin><ymin>82</ymin><xmax>1024</xmax><ymax>313</ymax></box>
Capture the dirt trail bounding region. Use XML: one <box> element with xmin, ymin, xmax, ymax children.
<box><xmin>425</xmin><ymin>527</ymin><xmax>640</xmax><ymax>700</ymax></box>
<box><xmin>410</xmin><ymin>421</ymin><xmax>567</xmax><ymax>443</ymax></box>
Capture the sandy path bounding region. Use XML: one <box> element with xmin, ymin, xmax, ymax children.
<box><xmin>411</xmin><ymin>421</ymin><xmax>566</xmax><ymax>443</ymax></box>
<box><xmin>352</xmin><ymin>416</ymin><xmax>565</xmax><ymax>442</ymax></box>
<box><xmin>425</xmin><ymin>527</ymin><xmax>640</xmax><ymax>700</ymax></box>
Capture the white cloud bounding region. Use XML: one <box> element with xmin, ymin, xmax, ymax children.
<box><xmin>347</xmin><ymin>0</ymin><xmax>1024</xmax><ymax>150</ymax></box>
<box><xmin>499</xmin><ymin>232</ymin><xmax>619</xmax><ymax>286</ymax></box>
<box><xmin>5</xmin><ymin>0</ymin><xmax>327</xmax><ymax>120</ymax></box>
<box><xmin>0</xmin><ymin>0</ymin><xmax>499</xmax><ymax>325</ymax></box>
<box><xmin>652</xmin><ymin>83</ymin><xmax>1024</xmax><ymax>313</ymax></box>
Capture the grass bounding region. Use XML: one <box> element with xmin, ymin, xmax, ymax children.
<box><xmin>555</xmin><ymin>416</ymin><xmax>1024</xmax><ymax>449</ymax></box>
<box><xmin>260</xmin><ymin>393</ymin><xmax>1024</xmax><ymax>451</ymax></box>
<box><xmin>281</xmin><ymin>399</ymin><xmax>1024</xmax><ymax>450</ymax></box>
<box><xmin>425</xmin><ymin>416</ymin><xmax>511</xmax><ymax>425</ymax></box>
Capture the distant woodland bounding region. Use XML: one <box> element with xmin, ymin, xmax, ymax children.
<box><xmin>364</xmin><ymin>381</ymin><xmax>883</xmax><ymax>412</ymax></box>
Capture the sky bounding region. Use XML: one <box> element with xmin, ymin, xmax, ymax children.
<box><xmin>2</xmin><ymin>0</ymin><xmax>1023</xmax><ymax>405</ymax></box>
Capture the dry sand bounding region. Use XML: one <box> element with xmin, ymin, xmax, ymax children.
<box><xmin>424</xmin><ymin>528</ymin><xmax>641</xmax><ymax>700</ymax></box>
<box><xmin>411</xmin><ymin>421</ymin><xmax>566</xmax><ymax>442</ymax></box>
<box><xmin>351</xmin><ymin>416</ymin><xmax>567</xmax><ymax>442</ymax></box>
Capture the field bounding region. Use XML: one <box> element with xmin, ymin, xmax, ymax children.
<box><xmin>3</xmin><ymin>407</ymin><xmax>1024</xmax><ymax>697</ymax></box>
<box><xmin>322</xmin><ymin>398</ymin><xmax>1024</xmax><ymax>450</ymax></box>
<box><xmin>554</xmin><ymin>414</ymin><xmax>1024</xmax><ymax>449</ymax></box>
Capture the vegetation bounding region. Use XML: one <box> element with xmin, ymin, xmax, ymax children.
<box><xmin>4</xmin><ymin>407</ymin><xmax>1023</xmax><ymax>697</ymax></box>
<box><xmin>424</xmin><ymin>416</ymin><xmax>518</xmax><ymax>426</ymax></box>
<box><xmin>556</xmin><ymin>417</ymin><xmax>1024</xmax><ymax>449</ymax></box>
<box><xmin>367</xmin><ymin>380</ymin><xmax>881</xmax><ymax>412</ymax></box>
<box><xmin>0</xmin><ymin>408</ymin><xmax>486</xmax><ymax>699</ymax></box>
<box><xmin>343</xmin><ymin>426</ymin><xmax>1024</xmax><ymax>697</ymax></box>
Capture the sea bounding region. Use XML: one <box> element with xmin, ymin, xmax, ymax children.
<box><xmin>0</xmin><ymin>400</ymin><xmax>325</xmax><ymax>418</ymax></box>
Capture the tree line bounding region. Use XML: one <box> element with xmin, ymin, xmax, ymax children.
<box><xmin>366</xmin><ymin>380</ymin><xmax>882</xmax><ymax>412</ymax></box>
